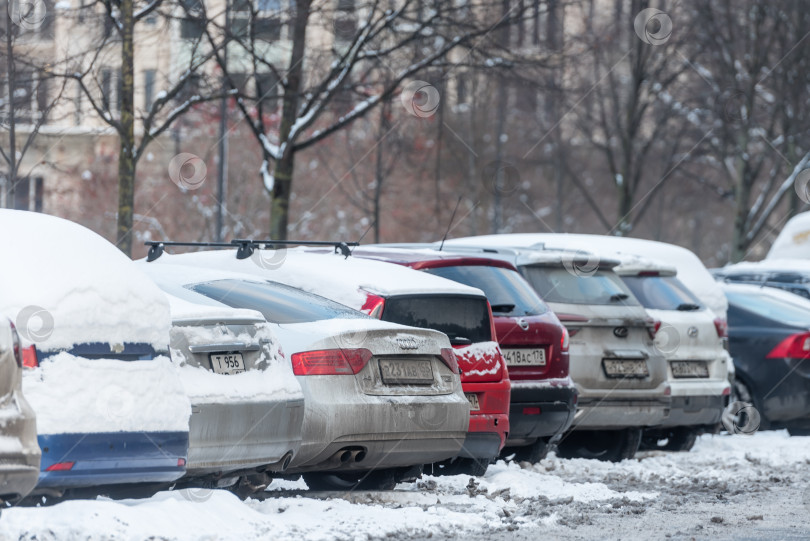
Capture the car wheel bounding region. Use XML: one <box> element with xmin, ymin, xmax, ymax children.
<box><xmin>640</xmin><ymin>427</ymin><xmax>698</xmax><ymax>452</ymax></box>
<box><xmin>556</xmin><ymin>428</ymin><xmax>642</xmax><ymax>462</ymax></box>
<box><xmin>302</xmin><ymin>469</ymin><xmax>397</xmax><ymax>491</ymax></box>
<box><xmin>728</xmin><ymin>378</ymin><xmax>768</xmax><ymax>431</ymax></box>
<box><xmin>502</xmin><ymin>438</ymin><xmax>551</xmax><ymax>464</ymax></box>
<box><xmin>454</xmin><ymin>457</ymin><xmax>490</xmax><ymax>477</ymax></box>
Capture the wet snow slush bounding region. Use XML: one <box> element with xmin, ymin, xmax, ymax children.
<box><xmin>3</xmin><ymin>431</ymin><xmax>809</xmax><ymax>540</ymax></box>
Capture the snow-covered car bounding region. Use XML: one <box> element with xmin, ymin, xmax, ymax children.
<box><xmin>714</xmin><ymin>259</ymin><xmax>810</xmax><ymax>300</ymax></box>
<box><xmin>345</xmin><ymin>246</ymin><xmax>576</xmax><ymax>464</ymax></box>
<box><xmin>152</xmin><ymin>288</ymin><xmax>305</xmax><ymax>494</ymax></box>
<box><xmin>0</xmin><ymin>210</ymin><xmax>190</xmax><ymax>497</ymax></box>
<box><xmin>723</xmin><ymin>283</ymin><xmax>810</xmax><ymax>435</ymax></box>
<box><xmin>429</xmin><ymin>244</ymin><xmax>670</xmax><ymax>461</ymax></box>
<box><xmin>614</xmin><ymin>258</ymin><xmax>731</xmax><ymax>451</ymax></box>
<box><xmin>765</xmin><ymin>210</ymin><xmax>810</xmax><ymax>260</ymax></box>
<box><xmin>149</xmin><ymin>247</ymin><xmax>508</xmax><ymax>477</ymax></box>
<box><xmin>140</xmin><ymin>259</ymin><xmax>470</xmax><ymax>490</ymax></box>
<box><xmin>0</xmin><ymin>320</ymin><xmax>40</xmax><ymax>503</ymax></box>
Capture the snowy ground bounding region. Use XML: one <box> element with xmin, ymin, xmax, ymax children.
<box><xmin>3</xmin><ymin>431</ymin><xmax>809</xmax><ymax>540</ymax></box>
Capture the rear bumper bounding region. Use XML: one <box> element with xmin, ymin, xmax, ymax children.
<box><xmin>0</xmin><ymin>463</ymin><xmax>40</xmax><ymax>501</ymax></box>
<box><xmin>660</xmin><ymin>393</ymin><xmax>729</xmax><ymax>428</ymax></box>
<box><xmin>457</xmin><ymin>431</ymin><xmax>503</xmax><ymax>461</ymax></box>
<box><xmin>573</xmin><ymin>396</ymin><xmax>672</xmax><ymax>430</ymax></box>
<box><xmin>36</xmin><ymin>432</ymin><xmax>188</xmax><ymax>489</ymax></box>
<box><xmin>506</xmin><ymin>380</ymin><xmax>577</xmax><ymax>445</ymax></box>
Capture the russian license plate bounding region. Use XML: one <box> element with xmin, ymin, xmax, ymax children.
<box><xmin>603</xmin><ymin>359</ymin><xmax>649</xmax><ymax>378</ymax></box>
<box><xmin>671</xmin><ymin>361</ymin><xmax>709</xmax><ymax>378</ymax></box>
<box><xmin>379</xmin><ymin>359</ymin><xmax>434</xmax><ymax>385</ymax></box>
<box><xmin>503</xmin><ymin>348</ymin><xmax>547</xmax><ymax>366</ymax></box>
<box><xmin>209</xmin><ymin>352</ymin><xmax>246</xmax><ymax>375</ymax></box>
<box><xmin>466</xmin><ymin>393</ymin><xmax>480</xmax><ymax>411</ymax></box>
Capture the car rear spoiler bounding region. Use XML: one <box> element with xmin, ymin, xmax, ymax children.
<box><xmin>145</xmin><ymin>239</ymin><xmax>359</xmax><ymax>262</ymax></box>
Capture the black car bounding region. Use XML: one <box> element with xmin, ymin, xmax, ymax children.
<box><xmin>714</xmin><ymin>267</ymin><xmax>810</xmax><ymax>300</ymax></box>
<box><xmin>724</xmin><ymin>283</ymin><xmax>810</xmax><ymax>435</ymax></box>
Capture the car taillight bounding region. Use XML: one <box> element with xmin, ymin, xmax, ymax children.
<box><xmin>766</xmin><ymin>332</ymin><xmax>810</xmax><ymax>359</ymax></box>
<box><xmin>560</xmin><ymin>327</ymin><xmax>569</xmax><ymax>352</ymax></box>
<box><xmin>360</xmin><ymin>293</ymin><xmax>386</xmax><ymax>319</ymax></box>
<box><xmin>647</xmin><ymin>319</ymin><xmax>661</xmax><ymax>340</ymax></box>
<box><xmin>45</xmin><ymin>461</ymin><xmax>75</xmax><ymax>472</ymax></box>
<box><xmin>713</xmin><ymin>318</ymin><xmax>728</xmax><ymax>339</ymax></box>
<box><xmin>486</xmin><ymin>301</ymin><xmax>498</xmax><ymax>342</ymax></box>
<box><xmin>556</xmin><ymin>313</ymin><xmax>588</xmax><ymax>337</ymax></box>
<box><xmin>290</xmin><ymin>348</ymin><xmax>372</xmax><ymax>375</ymax></box>
<box><xmin>439</xmin><ymin>348</ymin><xmax>460</xmax><ymax>374</ymax></box>
<box><xmin>21</xmin><ymin>345</ymin><xmax>39</xmax><ymax>368</ymax></box>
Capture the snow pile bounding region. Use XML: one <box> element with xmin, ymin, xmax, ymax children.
<box><xmin>444</xmin><ymin>233</ymin><xmax>728</xmax><ymax>318</ymax></box>
<box><xmin>171</xmin><ymin>323</ymin><xmax>302</xmax><ymax>404</ymax></box>
<box><xmin>0</xmin><ymin>210</ymin><xmax>171</xmax><ymax>351</ymax></box>
<box><xmin>23</xmin><ymin>353</ymin><xmax>191</xmax><ymax>434</ymax></box>
<box><xmin>149</xmin><ymin>249</ymin><xmax>485</xmax><ymax>310</ymax></box>
<box><xmin>456</xmin><ymin>341</ymin><xmax>503</xmax><ymax>377</ymax></box>
<box><xmin>766</xmin><ymin>210</ymin><xmax>810</xmax><ymax>260</ymax></box>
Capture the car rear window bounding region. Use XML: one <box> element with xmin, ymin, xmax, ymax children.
<box><xmin>424</xmin><ymin>265</ymin><xmax>549</xmax><ymax>316</ymax></box>
<box><xmin>381</xmin><ymin>295</ymin><xmax>492</xmax><ymax>344</ymax></box>
<box><xmin>190</xmin><ymin>279</ymin><xmax>366</xmax><ymax>324</ymax></box>
<box><xmin>621</xmin><ymin>275</ymin><xmax>702</xmax><ymax>311</ymax></box>
<box><xmin>520</xmin><ymin>266</ymin><xmax>640</xmax><ymax>306</ymax></box>
<box><xmin>726</xmin><ymin>289</ymin><xmax>810</xmax><ymax>327</ymax></box>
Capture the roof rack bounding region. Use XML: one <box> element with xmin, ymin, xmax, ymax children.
<box><xmin>145</xmin><ymin>239</ymin><xmax>359</xmax><ymax>262</ymax></box>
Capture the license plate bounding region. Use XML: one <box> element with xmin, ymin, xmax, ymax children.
<box><xmin>671</xmin><ymin>361</ymin><xmax>709</xmax><ymax>378</ymax></box>
<box><xmin>603</xmin><ymin>359</ymin><xmax>649</xmax><ymax>378</ymax></box>
<box><xmin>503</xmin><ymin>348</ymin><xmax>547</xmax><ymax>366</ymax></box>
<box><xmin>465</xmin><ymin>393</ymin><xmax>480</xmax><ymax>411</ymax></box>
<box><xmin>209</xmin><ymin>352</ymin><xmax>246</xmax><ymax>375</ymax></box>
<box><xmin>379</xmin><ymin>359</ymin><xmax>434</xmax><ymax>385</ymax></box>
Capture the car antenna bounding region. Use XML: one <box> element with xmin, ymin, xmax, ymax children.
<box><xmin>349</xmin><ymin>219</ymin><xmax>377</xmax><ymax>257</ymax></box>
<box><xmin>439</xmin><ymin>196</ymin><xmax>464</xmax><ymax>251</ymax></box>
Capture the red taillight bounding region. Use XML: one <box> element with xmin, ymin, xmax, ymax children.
<box><xmin>647</xmin><ymin>319</ymin><xmax>661</xmax><ymax>340</ymax></box>
<box><xmin>560</xmin><ymin>327</ymin><xmax>570</xmax><ymax>352</ymax></box>
<box><xmin>637</xmin><ymin>271</ymin><xmax>661</xmax><ymax>277</ymax></box>
<box><xmin>713</xmin><ymin>318</ymin><xmax>728</xmax><ymax>339</ymax></box>
<box><xmin>439</xmin><ymin>348</ymin><xmax>460</xmax><ymax>374</ymax></box>
<box><xmin>22</xmin><ymin>345</ymin><xmax>39</xmax><ymax>369</ymax></box>
<box><xmin>767</xmin><ymin>332</ymin><xmax>810</xmax><ymax>360</ymax></box>
<box><xmin>523</xmin><ymin>407</ymin><xmax>541</xmax><ymax>415</ymax></box>
<box><xmin>360</xmin><ymin>293</ymin><xmax>386</xmax><ymax>319</ymax></box>
<box><xmin>177</xmin><ymin>458</ymin><xmax>186</xmax><ymax>467</ymax></box>
<box><xmin>290</xmin><ymin>348</ymin><xmax>372</xmax><ymax>375</ymax></box>
<box><xmin>486</xmin><ymin>302</ymin><xmax>498</xmax><ymax>342</ymax></box>
<box><xmin>454</xmin><ymin>342</ymin><xmax>505</xmax><ymax>383</ymax></box>
<box><xmin>45</xmin><ymin>462</ymin><xmax>75</xmax><ymax>472</ymax></box>
<box><xmin>556</xmin><ymin>313</ymin><xmax>587</xmax><ymax>337</ymax></box>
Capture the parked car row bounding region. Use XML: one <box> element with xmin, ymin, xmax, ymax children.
<box><xmin>2</xmin><ymin>210</ymin><xmax>808</xmax><ymax>505</ymax></box>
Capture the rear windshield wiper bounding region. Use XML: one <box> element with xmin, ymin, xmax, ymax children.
<box><xmin>609</xmin><ymin>293</ymin><xmax>629</xmax><ymax>302</ymax></box>
<box><xmin>676</xmin><ymin>303</ymin><xmax>701</xmax><ymax>311</ymax></box>
<box><xmin>490</xmin><ymin>304</ymin><xmax>516</xmax><ymax>314</ymax></box>
<box><xmin>449</xmin><ymin>336</ymin><xmax>473</xmax><ymax>346</ymax></box>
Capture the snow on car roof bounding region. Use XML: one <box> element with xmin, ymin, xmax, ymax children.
<box><xmin>0</xmin><ymin>210</ymin><xmax>171</xmax><ymax>350</ymax></box>
<box><xmin>721</xmin><ymin>281</ymin><xmax>810</xmax><ymax>309</ymax></box>
<box><xmin>445</xmin><ymin>233</ymin><xmax>727</xmax><ymax>317</ymax></box>
<box><xmin>164</xmin><ymin>292</ymin><xmax>266</xmax><ymax>324</ymax></box>
<box><xmin>719</xmin><ymin>258</ymin><xmax>810</xmax><ymax>275</ymax></box>
<box><xmin>146</xmin><ymin>249</ymin><xmax>486</xmax><ymax>310</ymax></box>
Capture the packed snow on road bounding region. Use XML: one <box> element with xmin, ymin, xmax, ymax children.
<box><xmin>3</xmin><ymin>430</ymin><xmax>808</xmax><ymax>540</ymax></box>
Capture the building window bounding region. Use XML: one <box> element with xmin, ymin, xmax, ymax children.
<box><xmin>181</xmin><ymin>0</ymin><xmax>205</xmax><ymax>39</ymax></box>
<box><xmin>10</xmin><ymin>176</ymin><xmax>43</xmax><ymax>212</ymax></box>
<box><xmin>144</xmin><ymin>69</ymin><xmax>156</xmax><ymax>110</ymax></box>
<box><xmin>101</xmin><ymin>68</ymin><xmax>121</xmax><ymax>113</ymax></box>
<box><xmin>256</xmin><ymin>71</ymin><xmax>280</xmax><ymax>110</ymax></box>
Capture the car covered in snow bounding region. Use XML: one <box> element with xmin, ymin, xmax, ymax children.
<box><xmin>723</xmin><ymin>283</ymin><xmax>810</xmax><ymax>435</ymax></box>
<box><xmin>0</xmin><ymin>210</ymin><xmax>190</xmax><ymax>497</ymax></box>
<box><xmin>713</xmin><ymin>259</ymin><xmax>810</xmax><ymax>301</ymax></box>
<box><xmin>0</xmin><ymin>319</ymin><xmax>41</xmax><ymax>503</ymax></box>
<box><xmin>151</xmin><ymin>246</ymin><xmax>509</xmax><ymax>477</ymax></box>
<box><xmin>344</xmin><ymin>246</ymin><xmax>576</xmax><ymax>463</ymax></box>
<box><xmin>141</xmin><ymin>258</ymin><xmax>470</xmax><ymax>489</ymax></box>
<box><xmin>140</xmin><ymin>282</ymin><xmax>306</xmax><ymax>495</ymax></box>
<box><xmin>613</xmin><ymin>257</ymin><xmax>731</xmax><ymax>451</ymax></box>
<box><xmin>432</xmin><ymin>243</ymin><xmax>670</xmax><ymax>461</ymax></box>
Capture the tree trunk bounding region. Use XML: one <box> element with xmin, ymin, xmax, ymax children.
<box><xmin>4</xmin><ymin>13</ymin><xmax>16</xmax><ymax>209</ymax></box>
<box><xmin>730</xmin><ymin>158</ymin><xmax>751</xmax><ymax>263</ymax></box>
<box><xmin>117</xmin><ymin>0</ymin><xmax>136</xmax><ymax>255</ymax></box>
<box><xmin>269</xmin><ymin>0</ymin><xmax>310</xmax><ymax>240</ymax></box>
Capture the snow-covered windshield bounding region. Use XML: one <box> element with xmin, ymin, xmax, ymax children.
<box><xmin>621</xmin><ymin>276</ymin><xmax>703</xmax><ymax>311</ymax></box>
<box><xmin>423</xmin><ymin>265</ymin><xmax>548</xmax><ymax>316</ymax></box>
<box><xmin>521</xmin><ymin>267</ymin><xmax>640</xmax><ymax>306</ymax></box>
<box><xmin>189</xmin><ymin>279</ymin><xmax>367</xmax><ymax>324</ymax></box>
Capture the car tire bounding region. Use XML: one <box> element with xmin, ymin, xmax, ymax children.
<box><xmin>729</xmin><ymin>377</ymin><xmax>768</xmax><ymax>431</ymax></box>
<box><xmin>302</xmin><ymin>469</ymin><xmax>398</xmax><ymax>491</ymax></box>
<box><xmin>640</xmin><ymin>427</ymin><xmax>698</xmax><ymax>452</ymax></box>
<box><xmin>556</xmin><ymin>428</ymin><xmax>642</xmax><ymax>462</ymax></box>
<box><xmin>502</xmin><ymin>438</ymin><xmax>551</xmax><ymax>464</ymax></box>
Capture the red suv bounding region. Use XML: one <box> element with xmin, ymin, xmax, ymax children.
<box><xmin>351</xmin><ymin>247</ymin><xmax>577</xmax><ymax>463</ymax></box>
